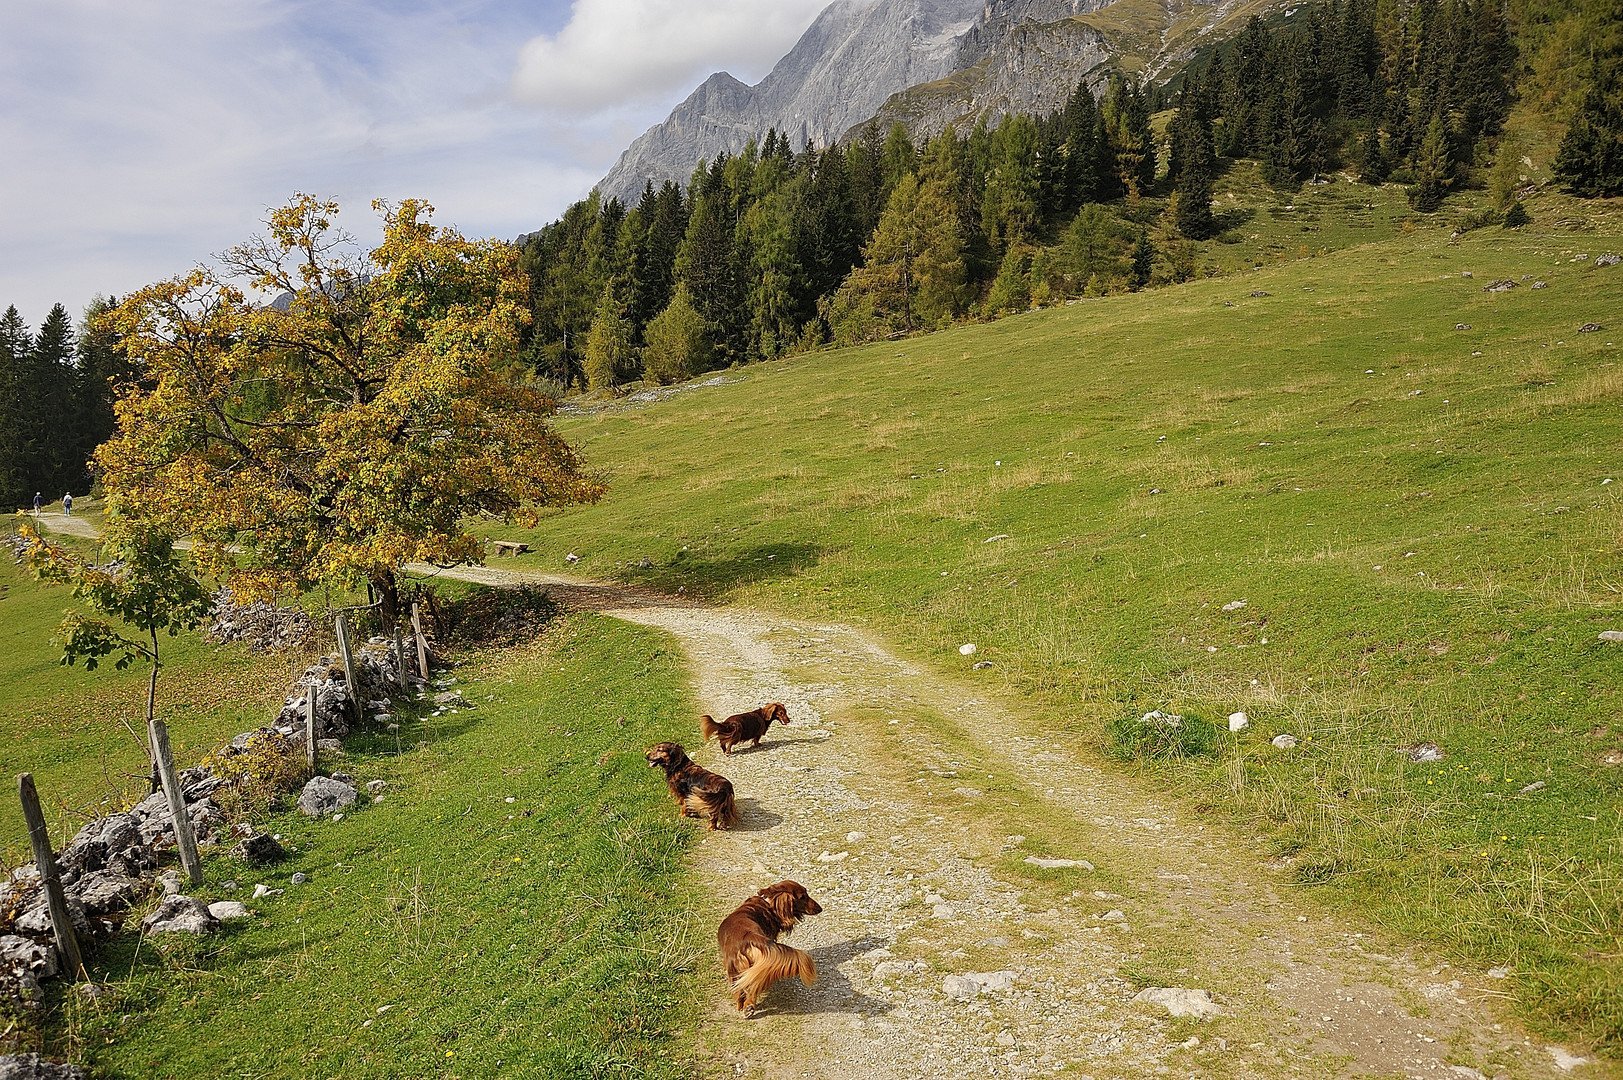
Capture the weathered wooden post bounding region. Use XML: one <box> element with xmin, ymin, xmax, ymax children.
<box><xmin>147</xmin><ymin>720</ymin><xmax>203</xmax><ymax>885</ymax></box>
<box><xmin>305</xmin><ymin>678</ymin><xmax>319</xmax><ymax>774</ymax></box>
<box><xmin>410</xmin><ymin>603</ymin><xmax>430</xmax><ymax>683</ymax></box>
<box><xmin>334</xmin><ymin>615</ymin><xmax>360</xmax><ymax>722</ymax></box>
<box><xmin>17</xmin><ymin>774</ymin><xmax>84</xmax><ymax>980</ymax></box>
<box><xmin>392</xmin><ymin>625</ymin><xmax>408</xmax><ymax>694</ymax></box>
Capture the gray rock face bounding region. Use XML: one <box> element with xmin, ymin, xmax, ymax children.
<box><xmin>595</xmin><ymin>0</ymin><xmax>984</xmax><ymax>204</ymax></box>
<box><xmin>142</xmin><ymin>896</ymin><xmax>219</xmax><ymax>934</ymax></box>
<box><xmin>298</xmin><ymin>777</ymin><xmax>358</xmax><ymax>817</ymax></box>
<box><xmin>0</xmin><ymin>1054</ymin><xmax>91</xmax><ymax>1079</ymax></box>
<box><xmin>68</xmin><ymin>871</ymin><xmax>146</xmax><ymax>917</ymax></box>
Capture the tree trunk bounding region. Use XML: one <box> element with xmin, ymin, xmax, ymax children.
<box><xmin>373</xmin><ymin>571</ymin><xmax>401</xmax><ymax>630</ymax></box>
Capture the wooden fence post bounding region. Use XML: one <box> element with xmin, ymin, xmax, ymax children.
<box><xmin>392</xmin><ymin>625</ymin><xmax>407</xmax><ymax>694</ymax></box>
<box><xmin>147</xmin><ymin>720</ymin><xmax>203</xmax><ymax>885</ymax></box>
<box><xmin>17</xmin><ymin>773</ymin><xmax>84</xmax><ymax>980</ymax></box>
<box><xmin>411</xmin><ymin>603</ymin><xmax>430</xmax><ymax>683</ymax></box>
<box><xmin>334</xmin><ymin>615</ymin><xmax>360</xmax><ymax>722</ymax></box>
<box><xmin>305</xmin><ymin>678</ymin><xmax>319</xmax><ymax>775</ymax></box>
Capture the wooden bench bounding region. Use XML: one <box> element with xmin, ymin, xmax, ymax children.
<box><xmin>490</xmin><ymin>540</ymin><xmax>531</xmax><ymax>557</ymax></box>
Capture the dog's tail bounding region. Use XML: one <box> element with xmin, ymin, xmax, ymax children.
<box><xmin>711</xmin><ymin>784</ymin><xmax>739</xmax><ymax>830</ymax></box>
<box><xmin>699</xmin><ymin>715</ymin><xmax>721</xmax><ymax>743</ymax></box>
<box><xmin>732</xmin><ymin>941</ymin><xmax>816</xmax><ymax>1012</ymax></box>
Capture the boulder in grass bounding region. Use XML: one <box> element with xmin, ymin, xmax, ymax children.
<box><xmin>141</xmin><ymin>896</ymin><xmax>219</xmax><ymax>934</ymax></box>
<box><xmin>0</xmin><ymin>1054</ymin><xmax>91</xmax><ymax>1079</ymax></box>
<box><xmin>231</xmin><ymin>834</ymin><xmax>286</xmax><ymax>866</ymax></box>
<box><xmin>207</xmin><ymin>901</ymin><xmax>252</xmax><ymax>921</ymax></box>
<box><xmin>1578</xmin><ymin>323</ymin><xmax>1603</xmax><ymax>333</ymax></box>
<box><xmin>297</xmin><ymin>776</ymin><xmax>357</xmax><ymax>817</ymax></box>
<box><xmin>1134</xmin><ymin>986</ymin><xmax>1221</xmax><ymax>1019</ymax></box>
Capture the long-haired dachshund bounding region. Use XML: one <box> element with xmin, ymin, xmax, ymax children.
<box><xmin>645</xmin><ymin>742</ymin><xmax>739</xmax><ymax>830</ymax></box>
<box><xmin>717</xmin><ymin>880</ymin><xmax>822</xmax><ymax>1013</ymax></box>
<box><xmin>699</xmin><ymin>702</ymin><xmax>790</xmax><ymax>755</ymax></box>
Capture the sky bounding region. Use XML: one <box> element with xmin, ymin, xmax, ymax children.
<box><xmin>0</xmin><ymin>0</ymin><xmax>831</xmax><ymax>328</ymax></box>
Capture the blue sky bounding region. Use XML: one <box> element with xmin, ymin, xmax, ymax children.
<box><xmin>0</xmin><ymin>0</ymin><xmax>829</xmax><ymax>328</ymax></box>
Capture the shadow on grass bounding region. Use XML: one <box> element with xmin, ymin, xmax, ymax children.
<box><xmin>624</xmin><ymin>542</ymin><xmax>823</xmax><ymax>604</ymax></box>
<box><xmin>750</xmin><ymin>936</ymin><xmax>892</xmax><ymax>1017</ymax></box>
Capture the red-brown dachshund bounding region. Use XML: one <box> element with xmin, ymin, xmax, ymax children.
<box><xmin>700</xmin><ymin>702</ymin><xmax>790</xmax><ymax>755</ymax></box>
<box><xmin>717</xmin><ymin>880</ymin><xmax>822</xmax><ymax>1012</ymax></box>
<box><xmin>645</xmin><ymin>742</ymin><xmax>739</xmax><ymax>830</ymax></box>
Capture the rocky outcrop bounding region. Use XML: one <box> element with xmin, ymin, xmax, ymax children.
<box><xmin>595</xmin><ymin>0</ymin><xmax>984</xmax><ymax>204</ymax></box>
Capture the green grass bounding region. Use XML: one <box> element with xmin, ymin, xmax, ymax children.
<box><xmin>496</xmin><ymin>219</ymin><xmax>1623</xmax><ymax>1051</ymax></box>
<box><xmin>34</xmin><ymin>611</ymin><xmax>705</xmax><ymax>1078</ymax></box>
<box><xmin>0</xmin><ymin>546</ymin><xmax>291</xmax><ymax>852</ymax></box>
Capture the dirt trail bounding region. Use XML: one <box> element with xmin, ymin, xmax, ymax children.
<box><xmin>407</xmin><ymin>560</ymin><xmax>1605</xmax><ymax>1080</ymax></box>
<box><xmin>27</xmin><ymin>515</ymin><xmax>1599</xmax><ymax>1078</ymax></box>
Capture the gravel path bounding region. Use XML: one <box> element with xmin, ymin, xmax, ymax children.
<box><xmin>27</xmin><ymin>517</ymin><xmax>1601</xmax><ymax>1079</ymax></box>
<box><xmin>404</xmin><ymin>561</ymin><xmax>1605</xmax><ymax>1080</ymax></box>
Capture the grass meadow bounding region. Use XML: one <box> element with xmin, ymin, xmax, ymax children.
<box><xmin>499</xmin><ymin>218</ymin><xmax>1623</xmax><ymax>1050</ymax></box>
<box><xmin>2</xmin><ymin>559</ymin><xmax>708</xmax><ymax>1078</ymax></box>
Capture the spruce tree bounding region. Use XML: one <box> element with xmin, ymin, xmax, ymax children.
<box><xmin>1129</xmin><ymin>229</ymin><xmax>1155</xmax><ymax>290</ymax></box>
<box><xmin>0</xmin><ymin>306</ymin><xmax>26</xmax><ymax>508</ymax></box>
<box><xmin>1171</xmin><ymin>72</ymin><xmax>1218</xmax><ymax>238</ymax></box>
<box><xmin>29</xmin><ymin>303</ymin><xmax>82</xmax><ymax>495</ymax></box>
<box><xmin>1554</xmin><ymin>36</ymin><xmax>1623</xmax><ymax>197</ymax></box>
<box><xmin>584</xmin><ymin>282</ymin><xmax>632</xmax><ymax>392</ymax></box>
<box><xmin>1409</xmin><ymin>111</ymin><xmax>1454</xmax><ymax>210</ymax></box>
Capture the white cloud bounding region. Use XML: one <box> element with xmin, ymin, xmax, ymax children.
<box><xmin>511</xmin><ymin>0</ymin><xmax>830</xmax><ymax>112</ymax></box>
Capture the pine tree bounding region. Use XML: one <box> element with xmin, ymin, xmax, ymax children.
<box><xmin>1554</xmin><ymin>29</ymin><xmax>1623</xmax><ymax>197</ymax></box>
<box><xmin>584</xmin><ymin>282</ymin><xmax>633</xmax><ymax>392</ymax></box>
<box><xmin>1409</xmin><ymin>111</ymin><xmax>1454</xmax><ymax>210</ymax></box>
<box><xmin>643</xmin><ymin>285</ymin><xmax>711</xmax><ymax>384</ymax></box>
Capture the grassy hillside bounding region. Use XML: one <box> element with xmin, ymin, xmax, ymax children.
<box><xmin>21</xmin><ymin>607</ymin><xmax>706</xmax><ymax>1078</ymax></box>
<box><xmin>0</xmin><ymin>546</ymin><xmax>291</xmax><ymax>852</ymax></box>
<box><xmin>505</xmin><ymin>220</ymin><xmax>1623</xmax><ymax>1049</ymax></box>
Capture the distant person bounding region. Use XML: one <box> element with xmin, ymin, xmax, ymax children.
<box><xmin>32</xmin><ymin>492</ymin><xmax>42</xmax><ymax>516</ymax></box>
<box><xmin>62</xmin><ymin>493</ymin><xmax>73</xmax><ymax>516</ymax></box>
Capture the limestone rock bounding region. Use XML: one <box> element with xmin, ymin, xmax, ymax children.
<box><xmin>298</xmin><ymin>776</ymin><xmax>358</xmax><ymax>817</ymax></box>
<box><xmin>1598</xmin><ymin>630</ymin><xmax>1623</xmax><ymax>643</ymax></box>
<box><xmin>207</xmin><ymin>901</ymin><xmax>252</xmax><ymax>921</ymax></box>
<box><xmin>942</xmin><ymin>974</ymin><xmax>980</xmax><ymax>1000</ymax></box>
<box><xmin>1272</xmin><ymin>734</ymin><xmax>1298</xmax><ymax>750</ymax></box>
<box><xmin>142</xmin><ymin>895</ymin><xmax>219</xmax><ymax>934</ymax></box>
<box><xmin>68</xmin><ymin>870</ymin><xmax>145</xmax><ymax>917</ymax></box>
<box><xmin>0</xmin><ymin>1054</ymin><xmax>91</xmax><ymax>1079</ymax></box>
<box><xmin>1023</xmin><ymin>856</ymin><xmax>1094</xmax><ymax>870</ymax></box>
<box><xmin>1228</xmin><ymin>712</ymin><xmax>1249</xmax><ymax>731</ymax></box>
<box><xmin>231</xmin><ymin>834</ymin><xmax>286</xmax><ymax>866</ymax></box>
<box><xmin>1133</xmin><ymin>986</ymin><xmax>1221</xmax><ymax>1019</ymax></box>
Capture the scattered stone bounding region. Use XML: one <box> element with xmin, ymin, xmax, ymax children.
<box><xmin>1486</xmin><ymin>966</ymin><xmax>1512</xmax><ymax>979</ymax></box>
<box><xmin>1547</xmin><ymin>1047</ymin><xmax>1591</xmax><ymax>1072</ymax></box>
<box><xmin>1482</xmin><ymin>279</ymin><xmax>1517</xmax><ymax>292</ymax></box>
<box><xmin>316</xmin><ymin>738</ymin><xmax>343</xmax><ymax>753</ymax></box>
<box><xmin>874</xmin><ymin>960</ymin><xmax>927</xmax><ymax>979</ymax></box>
<box><xmin>1454</xmin><ymin>323</ymin><xmax>1472</xmax><ymax>330</ymax></box>
<box><xmin>1597</xmin><ymin>630</ymin><xmax>1623</xmax><ymax>643</ymax></box>
<box><xmin>251</xmin><ymin>885</ymin><xmax>283</xmax><ymax>899</ymax></box>
<box><xmin>1133</xmin><ymin>986</ymin><xmax>1221</xmax><ymax>1019</ymax></box>
<box><xmin>565</xmin><ymin>552</ymin><xmax>580</xmax><ymax>564</ymax></box>
<box><xmin>1578</xmin><ymin>323</ymin><xmax>1604</xmax><ymax>333</ymax></box>
<box><xmin>0</xmin><ymin>1054</ymin><xmax>91</xmax><ymax>1079</ymax></box>
<box><xmin>158</xmin><ymin>869</ymin><xmax>182</xmax><ymax>896</ymax></box>
<box><xmin>1519</xmin><ymin>781</ymin><xmax>1547</xmax><ymax>794</ymax></box>
<box><xmin>1272</xmin><ymin>734</ymin><xmax>1299</xmax><ymax>750</ymax></box>
<box><xmin>817</xmin><ymin>851</ymin><xmax>850</xmax><ymax>863</ymax></box>
<box><xmin>1141</xmin><ymin>710</ymin><xmax>1184</xmax><ymax>728</ymax></box>
<box><xmin>972</xmin><ymin>660</ymin><xmax>994</xmax><ymax>670</ymax></box>
<box><xmin>290</xmin><ymin>872</ymin><xmax>308</xmax><ymax>885</ymax></box>
<box><xmin>207</xmin><ymin>901</ymin><xmax>252</xmax><ymax>921</ymax></box>
<box><xmin>1461</xmin><ymin>271</ymin><xmax>1473</xmax><ymax>278</ymax></box>
<box><xmin>1401</xmin><ymin>741</ymin><xmax>1447</xmax><ymax>762</ymax></box>
<box><xmin>1024</xmin><ymin>856</ymin><xmax>1094</xmax><ymax>870</ymax></box>
<box><xmin>1221</xmin><ymin>599</ymin><xmax>1247</xmax><ymax>612</ymax></box>
<box><xmin>366</xmin><ymin>780</ymin><xmax>387</xmax><ymax>794</ymax></box>
<box><xmin>942</xmin><ymin>974</ymin><xmax>979</xmax><ymax>1000</ymax></box>
<box><xmin>846</xmin><ymin>831</ymin><xmax>867</xmax><ymax>843</ymax></box>
<box><xmin>983</xmin><ymin>534</ymin><xmax>1010</xmax><ymax>543</ymax></box>
<box><xmin>142</xmin><ymin>895</ymin><xmax>219</xmax><ymax>934</ymax></box>
<box><xmin>968</xmin><ymin>970</ymin><xmax>1018</xmax><ymax>992</ymax></box>
<box><xmin>297</xmin><ymin>776</ymin><xmax>358</xmax><ymax>817</ymax></box>
<box><xmin>952</xmin><ymin>787</ymin><xmax>982</xmax><ymax>799</ymax></box>
<box><xmin>1228</xmin><ymin>712</ymin><xmax>1250</xmax><ymax>732</ymax></box>
<box><xmin>1532</xmin><ymin>280</ymin><xmax>1548</xmax><ymax>288</ymax></box>
<box><xmin>221</xmin><ymin>880</ymin><xmax>237</xmax><ymax>892</ymax></box>
<box><xmin>1100</xmin><ymin>909</ymin><xmax>1126</xmax><ymax>922</ymax></box>
<box><xmin>1596</xmin><ymin>254</ymin><xmax>1621</xmax><ymax>267</ymax></box>
<box><xmin>933</xmin><ymin>904</ymin><xmax>955</xmax><ymax>919</ymax></box>
<box><xmin>959</xmin><ymin>643</ymin><xmax>978</xmax><ymax>656</ymax></box>
<box><xmin>232</xmin><ymin>833</ymin><xmax>286</xmax><ymax>865</ymax></box>
<box><xmin>1250</xmin><ymin>290</ymin><xmax>1271</xmax><ymax>297</ymax></box>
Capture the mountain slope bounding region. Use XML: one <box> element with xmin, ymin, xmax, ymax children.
<box><xmin>596</xmin><ymin>0</ymin><xmax>983</xmax><ymax>203</ymax></box>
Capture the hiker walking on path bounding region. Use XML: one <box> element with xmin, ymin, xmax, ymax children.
<box><xmin>62</xmin><ymin>492</ymin><xmax>73</xmax><ymax>516</ymax></box>
<box><xmin>32</xmin><ymin>492</ymin><xmax>41</xmax><ymax>516</ymax></box>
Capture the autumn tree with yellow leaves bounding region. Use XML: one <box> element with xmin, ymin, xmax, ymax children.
<box><xmin>96</xmin><ymin>195</ymin><xmax>604</xmax><ymax>625</ymax></box>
